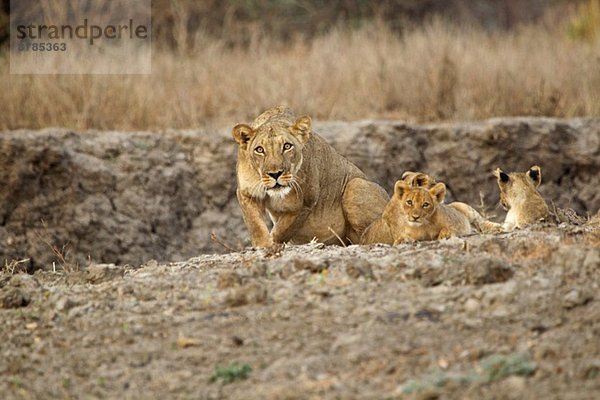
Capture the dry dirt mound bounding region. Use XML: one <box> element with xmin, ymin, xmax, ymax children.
<box><xmin>0</xmin><ymin>225</ymin><xmax>598</xmax><ymax>398</ymax></box>
<box><xmin>1</xmin><ymin>118</ymin><xmax>599</xmax><ymax>268</ymax></box>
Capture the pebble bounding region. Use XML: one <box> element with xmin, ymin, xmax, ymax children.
<box><xmin>464</xmin><ymin>298</ymin><xmax>480</xmax><ymax>313</ymax></box>
<box><xmin>563</xmin><ymin>289</ymin><xmax>593</xmax><ymax>309</ymax></box>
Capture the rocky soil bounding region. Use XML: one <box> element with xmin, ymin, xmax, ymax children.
<box><xmin>0</xmin><ymin>223</ymin><xmax>599</xmax><ymax>399</ymax></box>
<box><xmin>1</xmin><ymin>117</ymin><xmax>599</xmax><ymax>268</ymax></box>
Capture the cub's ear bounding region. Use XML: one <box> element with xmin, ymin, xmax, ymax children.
<box><xmin>291</xmin><ymin>115</ymin><xmax>312</xmax><ymax>144</ymax></box>
<box><xmin>232</xmin><ymin>124</ymin><xmax>255</xmax><ymax>150</ymax></box>
<box><xmin>394</xmin><ymin>180</ymin><xmax>410</xmax><ymax>197</ymax></box>
<box><xmin>401</xmin><ymin>171</ymin><xmax>418</xmax><ymax>186</ymax></box>
<box><xmin>429</xmin><ymin>183</ymin><xmax>446</xmax><ymax>204</ymax></box>
<box><xmin>401</xmin><ymin>171</ymin><xmax>416</xmax><ymax>180</ymax></box>
<box><xmin>494</xmin><ymin>168</ymin><xmax>510</xmax><ymax>183</ymax></box>
<box><xmin>527</xmin><ymin>165</ymin><xmax>542</xmax><ymax>187</ymax></box>
<box><xmin>413</xmin><ymin>173</ymin><xmax>434</xmax><ymax>188</ymax></box>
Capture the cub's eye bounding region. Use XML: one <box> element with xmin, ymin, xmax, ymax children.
<box><xmin>406</xmin><ymin>200</ymin><xmax>413</xmax><ymax>207</ymax></box>
<box><xmin>422</xmin><ymin>202</ymin><xmax>430</xmax><ymax>209</ymax></box>
<box><xmin>283</xmin><ymin>142</ymin><xmax>293</xmax><ymax>151</ymax></box>
<box><xmin>254</xmin><ymin>146</ymin><xmax>264</xmax><ymax>154</ymax></box>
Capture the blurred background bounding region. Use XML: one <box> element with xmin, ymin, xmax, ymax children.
<box><xmin>1</xmin><ymin>0</ymin><xmax>599</xmax><ymax>130</ymax></box>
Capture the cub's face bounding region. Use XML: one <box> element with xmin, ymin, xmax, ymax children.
<box><xmin>394</xmin><ymin>181</ymin><xmax>446</xmax><ymax>226</ymax></box>
<box><xmin>233</xmin><ymin>116</ymin><xmax>311</xmax><ymax>197</ymax></box>
<box><xmin>493</xmin><ymin>166</ymin><xmax>542</xmax><ymax>210</ymax></box>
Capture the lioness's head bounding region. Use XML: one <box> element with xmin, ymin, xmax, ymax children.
<box><xmin>233</xmin><ymin>115</ymin><xmax>311</xmax><ymax>197</ymax></box>
<box><xmin>394</xmin><ymin>181</ymin><xmax>446</xmax><ymax>225</ymax></box>
<box><xmin>493</xmin><ymin>165</ymin><xmax>542</xmax><ymax>211</ymax></box>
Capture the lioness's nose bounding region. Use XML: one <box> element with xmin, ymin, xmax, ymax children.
<box><xmin>267</xmin><ymin>170</ymin><xmax>283</xmax><ymax>180</ymax></box>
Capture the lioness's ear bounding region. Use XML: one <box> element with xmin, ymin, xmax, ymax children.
<box><xmin>494</xmin><ymin>168</ymin><xmax>510</xmax><ymax>184</ymax></box>
<box><xmin>291</xmin><ymin>115</ymin><xmax>312</xmax><ymax>144</ymax></box>
<box><xmin>429</xmin><ymin>183</ymin><xmax>446</xmax><ymax>203</ymax></box>
<box><xmin>232</xmin><ymin>124</ymin><xmax>255</xmax><ymax>150</ymax></box>
<box><xmin>394</xmin><ymin>180</ymin><xmax>409</xmax><ymax>197</ymax></box>
<box><xmin>527</xmin><ymin>165</ymin><xmax>542</xmax><ymax>187</ymax></box>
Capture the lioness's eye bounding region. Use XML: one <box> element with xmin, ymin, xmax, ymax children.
<box><xmin>406</xmin><ymin>200</ymin><xmax>413</xmax><ymax>206</ymax></box>
<box><xmin>254</xmin><ymin>146</ymin><xmax>264</xmax><ymax>154</ymax></box>
<box><xmin>422</xmin><ymin>202</ymin><xmax>430</xmax><ymax>208</ymax></box>
<box><xmin>283</xmin><ymin>143</ymin><xmax>293</xmax><ymax>151</ymax></box>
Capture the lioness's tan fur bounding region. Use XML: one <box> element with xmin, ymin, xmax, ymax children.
<box><xmin>233</xmin><ymin>106</ymin><xmax>389</xmax><ymax>247</ymax></box>
<box><xmin>493</xmin><ymin>165</ymin><xmax>550</xmax><ymax>230</ymax></box>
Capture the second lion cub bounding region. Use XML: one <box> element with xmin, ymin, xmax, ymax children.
<box><xmin>493</xmin><ymin>165</ymin><xmax>550</xmax><ymax>230</ymax></box>
<box><xmin>361</xmin><ymin>178</ymin><xmax>494</xmax><ymax>244</ymax></box>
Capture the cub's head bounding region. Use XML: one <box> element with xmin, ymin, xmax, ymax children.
<box><xmin>233</xmin><ymin>115</ymin><xmax>311</xmax><ymax>197</ymax></box>
<box><xmin>493</xmin><ymin>165</ymin><xmax>542</xmax><ymax>210</ymax></box>
<box><xmin>394</xmin><ymin>181</ymin><xmax>446</xmax><ymax>225</ymax></box>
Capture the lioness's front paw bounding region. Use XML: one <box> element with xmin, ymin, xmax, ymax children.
<box><xmin>252</xmin><ymin>236</ymin><xmax>274</xmax><ymax>248</ymax></box>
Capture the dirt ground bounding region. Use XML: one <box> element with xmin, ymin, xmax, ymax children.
<box><xmin>1</xmin><ymin>222</ymin><xmax>599</xmax><ymax>399</ymax></box>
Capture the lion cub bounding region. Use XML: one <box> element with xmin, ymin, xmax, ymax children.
<box><xmin>361</xmin><ymin>175</ymin><xmax>483</xmax><ymax>244</ymax></box>
<box><xmin>493</xmin><ymin>165</ymin><xmax>550</xmax><ymax>230</ymax></box>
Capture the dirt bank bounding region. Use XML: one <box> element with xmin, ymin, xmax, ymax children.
<box><xmin>1</xmin><ymin>118</ymin><xmax>599</xmax><ymax>268</ymax></box>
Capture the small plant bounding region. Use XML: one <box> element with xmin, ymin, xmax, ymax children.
<box><xmin>2</xmin><ymin>258</ymin><xmax>31</xmax><ymax>275</ymax></box>
<box><xmin>35</xmin><ymin>220</ymin><xmax>80</xmax><ymax>273</ymax></box>
<box><xmin>210</xmin><ymin>363</ymin><xmax>252</xmax><ymax>384</ymax></box>
<box><xmin>398</xmin><ymin>352</ymin><xmax>537</xmax><ymax>394</ymax></box>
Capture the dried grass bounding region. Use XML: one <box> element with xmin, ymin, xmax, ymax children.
<box><xmin>2</xmin><ymin>14</ymin><xmax>599</xmax><ymax>130</ymax></box>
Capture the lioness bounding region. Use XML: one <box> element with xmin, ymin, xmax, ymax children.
<box><xmin>361</xmin><ymin>174</ymin><xmax>500</xmax><ymax>244</ymax></box>
<box><xmin>233</xmin><ymin>106</ymin><xmax>389</xmax><ymax>247</ymax></box>
<box><xmin>493</xmin><ymin>165</ymin><xmax>550</xmax><ymax>230</ymax></box>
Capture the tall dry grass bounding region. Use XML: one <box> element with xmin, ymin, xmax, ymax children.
<box><xmin>1</xmin><ymin>13</ymin><xmax>599</xmax><ymax>130</ymax></box>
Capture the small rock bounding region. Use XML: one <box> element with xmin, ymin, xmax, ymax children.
<box><xmin>143</xmin><ymin>259</ymin><xmax>159</xmax><ymax>268</ymax></box>
<box><xmin>55</xmin><ymin>296</ymin><xmax>79</xmax><ymax>312</ymax></box>
<box><xmin>25</xmin><ymin>322</ymin><xmax>38</xmax><ymax>330</ymax></box>
<box><xmin>437</xmin><ymin>358</ymin><xmax>449</xmax><ymax>370</ymax></box>
<box><xmin>345</xmin><ymin>261</ymin><xmax>375</xmax><ymax>280</ymax></box>
<box><xmin>504</xmin><ymin>375</ymin><xmax>526</xmax><ymax>391</ymax></box>
<box><xmin>223</xmin><ymin>282</ymin><xmax>267</xmax><ymax>307</ymax></box>
<box><xmin>177</xmin><ymin>334</ymin><xmax>201</xmax><ymax>349</ymax></box>
<box><xmin>86</xmin><ymin>264</ymin><xmax>124</xmax><ymax>284</ymax></box>
<box><xmin>464</xmin><ymin>298</ymin><xmax>480</xmax><ymax>314</ymax></box>
<box><xmin>563</xmin><ymin>289</ymin><xmax>593</xmax><ymax>309</ymax></box>
<box><xmin>217</xmin><ymin>271</ymin><xmax>242</xmax><ymax>289</ymax></box>
<box><xmin>231</xmin><ymin>336</ymin><xmax>244</xmax><ymax>346</ymax></box>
